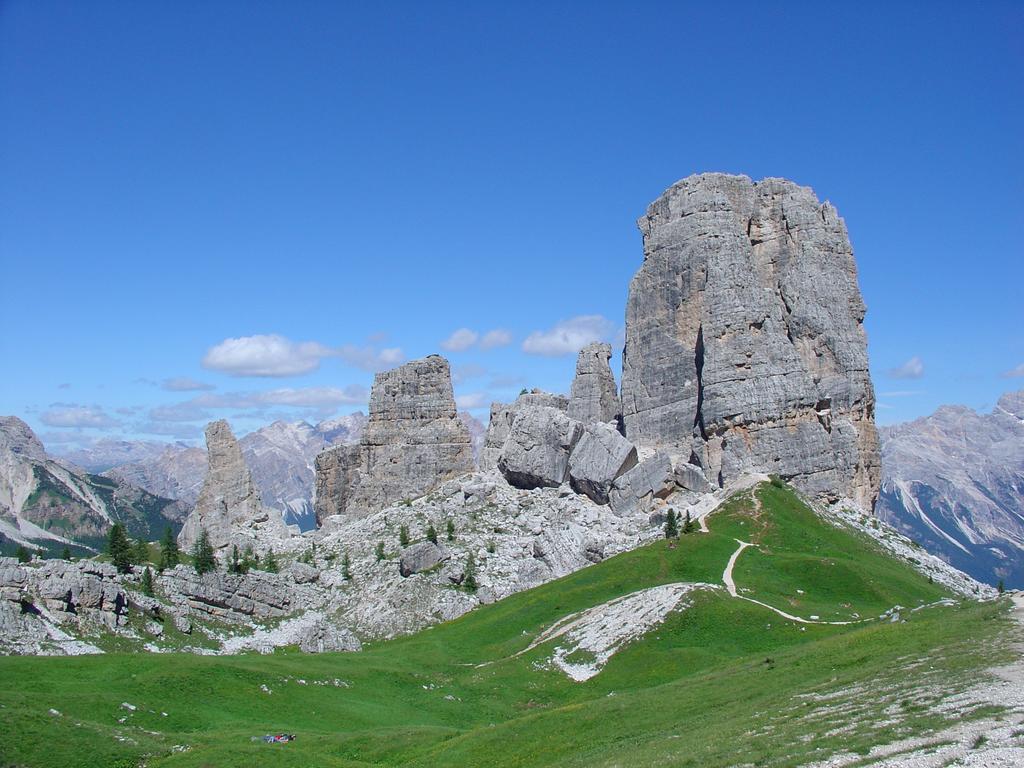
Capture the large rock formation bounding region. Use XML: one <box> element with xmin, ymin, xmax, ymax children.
<box><xmin>479</xmin><ymin>391</ymin><xmax>569</xmax><ymax>472</ymax></box>
<box><xmin>568</xmin><ymin>343</ymin><xmax>621</xmax><ymax>427</ymax></box>
<box><xmin>177</xmin><ymin>420</ymin><xmax>289</xmax><ymax>551</ymax></box>
<box><xmin>498</xmin><ymin>406</ymin><xmax>584</xmax><ymax>489</ymax></box>
<box><xmin>313</xmin><ymin>444</ymin><xmax>361</xmax><ymax>527</ymax></box>
<box><xmin>620</xmin><ymin>173</ymin><xmax>880</xmax><ymax>510</ymax></box>
<box><xmin>877</xmin><ymin>390</ymin><xmax>1024</xmax><ymax>588</ymax></box>
<box><xmin>315</xmin><ymin>355</ymin><xmax>474</xmax><ymax>523</ymax></box>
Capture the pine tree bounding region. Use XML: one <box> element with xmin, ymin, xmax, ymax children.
<box><xmin>375</xmin><ymin>541</ymin><xmax>385</xmax><ymax>562</ymax></box>
<box><xmin>683</xmin><ymin>510</ymin><xmax>695</xmax><ymax>534</ymax></box>
<box><xmin>133</xmin><ymin>538</ymin><xmax>150</xmax><ymax>565</ymax></box>
<box><xmin>191</xmin><ymin>528</ymin><xmax>216</xmax><ymax>576</ymax></box>
<box><xmin>239</xmin><ymin>545</ymin><xmax>256</xmax><ymax>574</ymax></box>
<box><xmin>342</xmin><ymin>552</ymin><xmax>352</xmax><ymax>581</ymax></box>
<box><xmin>141</xmin><ymin>566</ymin><xmax>155</xmax><ymax>597</ymax></box>
<box><xmin>108</xmin><ymin>523</ymin><xmax>133</xmax><ymax>573</ymax></box>
<box><xmin>399</xmin><ymin>524</ymin><xmax>410</xmax><ymax>547</ymax></box>
<box><xmin>159</xmin><ymin>526</ymin><xmax>180</xmax><ymax>571</ymax></box>
<box><xmin>426</xmin><ymin>523</ymin><xmax>438</xmax><ymax>544</ymax></box>
<box><xmin>229</xmin><ymin>544</ymin><xmax>242</xmax><ymax>574</ymax></box>
<box><xmin>463</xmin><ymin>553</ymin><xmax>478</xmax><ymax>592</ymax></box>
<box><xmin>263</xmin><ymin>550</ymin><xmax>279</xmax><ymax>573</ymax></box>
<box><xmin>998</xmin><ymin>579</ymin><xmax>1005</xmax><ymax>595</ymax></box>
<box><xmin>15</xmin><ymin>545</ymin><xmax>30</xmax><ymax>563</ymax></box>
<box><xmin>446</xmin><ymin>519</ymin><xmax>455</xmax><ymax>541</ymax></box>
<box><xmin>664</xmin><ymin>509</ymin><xmax>679</xmax><ymax>539</ymax></box>
<box><xmin>61</xmin><ymin>546</ymin><xmax>72</xmax><ymax>561</ymax></box>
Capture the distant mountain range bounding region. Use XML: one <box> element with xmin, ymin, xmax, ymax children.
<box><xmin>0</xmin><ymin>417</ymin><xmax>187</xmax><ymax>555</ymax></box>
<box><xmin>877</xmin><ymin>389</ymin><xmax>1024</xmax><ymax>588</ymax></box>
<box><xmin>55</xmin><ymin>411</ymin><xmax>485</xmax><ymax>532</ymax></box>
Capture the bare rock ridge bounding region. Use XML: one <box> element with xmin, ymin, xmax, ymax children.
<box><xmin>177</xmin><ymin>420</ymin><xmax>289</xmax><ymax>551</ymax></box>
<box><xmin>620</xmin><ymin>173</ymin><xmax>881</xmax><ymax>510</ymax></box>
<box><xmin>316</xmin><ymin>355</ymin><xmax>474</xmax><ymax>524</ymax></box>
<box><xmin>567</xmin><ymin>342</ymin><xmax>621</xmax><ymax>427</ymax></box>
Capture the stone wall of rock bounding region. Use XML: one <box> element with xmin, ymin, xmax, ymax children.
<box><xmin>315</xmin><ymin>355</ymin><xmax>475</xmax><ymax>524</ymax></box>
<box><xmin>567</xmin><ymin>342</ymin><xmax>621</xmax><ymax>427</ymax></box>
<box><xmin>177</xmin><ymin>420</ymin><xmax>290</xmax><ymax>552</ymax></box>
<box><xmin>620</xmin><ymin>173</ymin><xmax>881</xmax><ymax>510</ymax></box>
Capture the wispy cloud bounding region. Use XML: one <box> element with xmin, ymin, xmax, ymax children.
<box><xmin>522</xmin><ymin>315</ymin><xmax>613</xmax><ymax>357</ymax></box>
<box><xmin>440</xmin><ymin>328</ymin><xmax>513</xmax><ymax>353</ymax></box>
<box><xmin>441</xmin><ymin>328</ymin><xmax>479</xmax><ymax>352</ymax></box>
<box><xmin>146</xmin><ymin>385</ymin><xmax>369</xmax><ymax>425</ymax></box>
<box><xmin>455</xmin><ymin>392</ymin><xmax>489</xmax><ymax>410</ymax></box>
<box><xmin>479</xmin><ymin>329</ymin><xmax>512</xmax><ymax>350</ymax></box>
<box><xmin>203</xmin><ymin>334</ymin><xmax>334</xmax><ymax>377</ymax></box>
<box><xmin>162</xmin><ymin>376</ymin><xmax>216</xmax><ymax>392</ymax></box>
<box><xmin>40</xmin><ymin>404</ymin><xmax>121</xmax><ymax>429</ymax></box>
<box><xmin>1001</xmin><ymin>363</ymin><xmax>1024</xmax><ymax>378</ymax></box>
<box><xmin>336</xmin><ymin>344</ymin><xmax>404</xmax><ymax>372</ymax></box>
<box><xmin>888</xmin><ymin>356</ymin><xmax>924</xmax><ymax>380</ymax></box>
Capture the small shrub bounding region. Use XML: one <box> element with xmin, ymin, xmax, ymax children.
<box><xmin>342</xmin><ymin>552</ymin><xmax>352</xmax><ymax>581</ymax></box>
<box><xmin>446</xmin><ymin>519</ymin><xmax>455</xmax><ymax>541</ymax></box>
<box><xmin>464</xmin><ymin>554</ymin><xmax>478</xmax><ymax>592</ymax></box>
<box><xmin>375</xmin><ymin>541</ymin><xmax>385</xmax><ymax>562</ymax></box>
<box><xmin>426</xmin><ymin>524</ymin><xmax>438</xmax><ymax>544</ymax></box>
<box><xmin>399</xmin><ymin>525</ymin><xmax>410</xmax><ymax>547</ymax></box>
<box><xmin>486</xmin><ymin>540</ymin><xmax>496</xmax><ymax>554</ymax></box>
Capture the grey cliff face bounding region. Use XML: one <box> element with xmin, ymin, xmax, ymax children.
<box><xmin>177</xmin><ymin>420</ymin><xmax>289</xmax><ymax>551</ymax></box>
<box><xmin>568</xmin><ymin>342</ymin><xmax>622</xmax><ymax>427</ymax></box>
<box><xmin>315</xmin><ymin>355</ymin><xmax>475</xmax><ymax>523</ymax></box>
<box><xmin>498</xmin><ymin>406</ymin><xmax>584</xmax><ymax>489</ymax></box>
<box><xmin>313</xmin><ymin>444</ymin><xmax>362</xmax><ymax>528</ymax></box>
<box><xmin>620</xmin><ymin>173</ymin><xmax>880</xmax><ymax>510</ymax></box>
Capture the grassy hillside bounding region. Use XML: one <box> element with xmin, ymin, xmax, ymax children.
<box><xmin>0</xmin><ymin>483</ymin><xmax>1015</xmax><ymax>768</ymax></box>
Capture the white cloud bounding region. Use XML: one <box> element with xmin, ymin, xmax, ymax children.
<box><xmin>202</xmin><ymin>334</ymin><xmax>333</xmax><ymax>377</ymax></box>
<box><xmin>441</xmin><ymin>328</ymin><xmax>479</xmax><ymax>352</ymax></box>
<box><xmin>480</xmin><ymin>329</ymin><xmax>513</xmax><ymax>350</ymax></box>
<box><xmin>162</xmin><ymin>376</ymin><xmax>215</xmax><ymax>392</ymax></box>
<box><xmin>337</xmin><ymin>344</ymin><xmax>404</xmax><ymax>372</ymax></box>
<box><xmin>455</xmin><ymin>392</ymin><xmax>489</xmax><ymax>410</ymax></box>
<box><xmin>888</xmin><ymin>356</ymin><xmax>924</xmax><ymax>380</ymax></box>
<box><xmin>256</xmin><ymin>386</ymin><xmax>367</xmax><ymax>408</ymax></box>
<box><xmin>1001</xmin><ymin>363</ymin><xmax>1024</xmax><ymax>378</ymax></box>
<box><xmin>149</xmin><ymin>401</ymin><xmax>213</xmax><ymax>423</ymax></box>
<box><xmin>147</xmin><ymin>385</ymin><xmax>369</xmax><ymax>424</ymax></box>
<box><xmin>40</xmin><ymin>404</ymin><xmax>120</xmax><ymax>429</ymax></box>
<box><xmin>522</xmin><ymin>315</ymin><xmax>613</xmax><ymax>357</ymax></box>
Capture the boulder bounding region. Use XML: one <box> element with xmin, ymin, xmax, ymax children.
<box><xmin>399</xmin><ymin>541</ymin><xmax>450</xmax><ymax>577</ymax></box>
<box><xmin>619</xmin><ymin>173</ymin><xmax>881</xmax><ymax>510</ymax></box>
<box><xmin>567</xmin><ymin>342</ymin><xmax>621</xmax><ymax>427</ymax></box>
<box><xmin>479</xmin><ymin>391</ymin><xmax>569</xmax><ymax>471</ymax></box>
<box><xmin>498</xmin><ymin>407</ymin><xmax>584</xmax><ymax>489</ymax></box>
<box><xmin>297</xmin><ymin>617</ymin><xmax>361</xmax><ymax>653</ymax></box>
<box><xmin>567</xmin><ymin>423</ymin><xmax>638</xmax><ymax>504</ymax></box>
<box><xmin>673</xmin><ymin>460</ymin><xmax>713</xmax><ymax>493</ymax></box>
<box><xmin>609</xmin><ymin>452</ymin><xmax>676</xmax><ymax>516</ymax></box>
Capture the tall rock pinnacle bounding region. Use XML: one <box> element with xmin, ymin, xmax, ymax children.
<box><xmin>177</xmin><ymin>420</ymin><xmax>289</xmax><ymax>551</ymax></box>
<box><xmin>620</xmin><ymin>173</ymin><xmax>881</xmax><ymax>510</ymax></box>
<box><xmin>567</xmin><ymin>342</ymin><xmax>622</xmax><ymax>427</ymax></box>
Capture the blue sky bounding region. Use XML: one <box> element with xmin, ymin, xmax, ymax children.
<box><xmin>1</xmin><ymin>1</ymin><xmax>1022</xmax><ymax>450</ymax></box>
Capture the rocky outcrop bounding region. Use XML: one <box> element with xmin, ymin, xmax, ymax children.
<box><xmin>313</xmin><ymin>444</ymin><xmax>362</xmax><ymax>527</ymax></box>
<box><xmin>177</xmin><ymin>421</ymin><xmax>290</xmax><ymax>552</ymax></box>
<box><xmin>609</xmin><ymin>453</ymin><xmax>676</xmax><ymax>516</ymax></box>
<box><xmin>297</xmin><ymin>617</ymin><xmax>361</xmax><ymax>653</ymax></box>
<box><xmin>498</xmin><ymin>407</ymin><xmax>584</xmax><ymax>489</ymax></box>
<box><xmin>480</xmin><ymin>391</ymin><xmax>570</xmax><ymax>471</ymax></box>
<box><xmin>315</xmin><ymin>356</ymin><xmax>474</xmax><ymax>524</ymax></box>
<box><xmin>568</xmin><ymin>343</ymin><xmax>621</xmax><ymax>427</ymax></box>
<box><xmin>568</xmin><ymin>423</ymin><xmax>638</xmax><ymax>504</ymax></box>
<box><xmin>399</xmin><ymin>541</ymin><xmax>450</xmax><ymax>577</ymax></box>
<box><xmin>877</xmin><ymin>390</ymin><xmax>1024</xmax><ymax>588</ymax></box>
<box><xmin>620</xmin><ymin>173</ymin><xmax>881</xmax><ymax>510</ymax></box>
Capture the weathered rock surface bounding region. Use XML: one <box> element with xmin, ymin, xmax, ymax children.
<box><xmin>568</xmin><ymin>422</ymin><xmax>638</xmax><ymax>504</ymax></box>
<box><xmin>297</xmin><ymin>616</ymin><xmax>362</xmax><ymax>653</ymax></box>
<box><xmin>157</xmin><ymin>564</ymin><xmax>321</xmax><ymax>622</ymax></box>
<box><xmin>313</xmin><ymin>444</ymin><xmax>362</xmax><ymax>527</ymax></box>
<box><xmin>877</xmin><ymin>390</ymin><xmax>1024</xmax><ymax>588</ymax></box>
<box><xmin>177</xmin><ymin>420</ymin><xmax>290</xmax><ymax>552</ymax></box>
<box><xmin>498</xmin><ymin>407</ymin><xmax>583</xmax><ymax>489</ymax></box>
<box><xmin>479</xmin><ymin>391</ymin><xmax>569</xmax><ymax>472</ymax></box>
<box><xmin>609</xmin><ymin>452</ymin><xmax>675</xmax><ymax>516</ymax></box>
<box><xmin>620</xmin><ymin>173</ymin><xmax>881</xmax><ymax>510</ymax></box>
<box><xmin>568</xmin><ymin>343</ymin><xmax>621</xmax><ymax>427</ymax></box>
<box><xmin>317</xmin><ymin>356</ymin><xmax>474</xmax><ymax>523</ymax></box>
<box><xmin>399</xmin><ymin>541</ymin><xmax>450</xmax><ymax>577</ymax></box>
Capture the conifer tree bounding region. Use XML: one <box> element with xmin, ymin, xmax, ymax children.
<box><xmin>133</xmin><ymin>538</ymin><xmax>150</xmax><ymax>564</ymax></box>
<box><xmin>683</xmin><ymin>510</ymin><xmax>695</xmax><ymax>534</ymax></box>
<box><xmin>998</xmin><ymin>579</ymin><xmax>1005</xmax><ymax>595</ymax></box>
<box><xmin>446</xmin><ymin>519</ymin><xmax>455</xmax><ymax>541</ymax></box>
<box><xmin>342</xmin><ymin>552</ymin><xmax>352</xmax><ymax>581</ymax></box>
<box><xmin>15</xmin><ymin>545</ymin><xmax>30</xmax><ymax>563</ymax></box>
<box><xmin>141</xmin><ymin>566</ymin><xmax>154</xmax><ymax>597</ymax></box>
<box><xmin>426</xmin><ymin>523</ymin><xmax>438</xmax><ymax>544</ymax></box>
<box><xmin>664</xmin><ymin>509</ymin><xmax>679</xmax><ymax>539</ymax></box>
<box><xmin>191</xmin><ymin>528</ymin><xmax>216</xmax><ymax>576</ymax></box>
<box><xmin>229</xmin><ymin>544</ymin><xmax>242</xmax><ymax>574</ymax></box>
<box><xmin>108</xmin><ymin>523</ymin><xmax>133</xmax><ymax>573</ymax></box>
<box><xmin>263</xmin><ymin>550</ymin><xmax>279</xmax><ymax>573</ymax></box>
<box><xmin>375</xmin><ymin>541</ymin><xmax>385</xmax><ymax>562</ymax></box>
<box><xmin>159</xmin><ymin>526</ymin><xmax>180</xmax><ymax>571</ymax></box>
<box><xmin>61</xmin><ymin>546</ymin><xmax>72</xmax><ymax>561</ymax></box>
<box><xmin>463</xmin><ymin>553</ymin><xmax>478</xmax><ymax>592</ymax></box>
<box><xmin>399</xmin><ymin>524</ymin><xmax>410</xmax><ymax>547</ymax></box>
